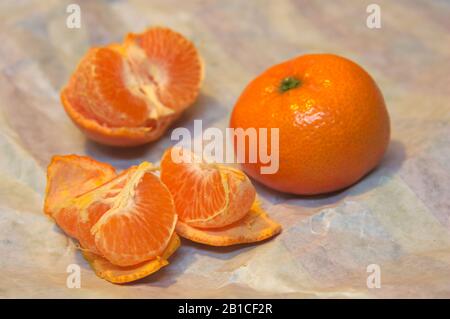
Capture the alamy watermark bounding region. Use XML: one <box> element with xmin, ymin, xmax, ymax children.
<box><xmin>171</xmin><ymin>120</ymin><xmax>280</xmax><ymax>174</ymax></box>
<box><xmin>66</xmin><ymin>4</ymin><xmax>81</xmax><ymax>29</ymax></box>
<box><xmin>366</xmin><ymin>264</ymin><xmax>381</xmax><ymax>289</ymax></box>
<box><xmin>366</xmin><ymin>4</ymin><xmax>381</xmax><ymax>29</ymax></box>
<box><xmin>66</xmin><ymin>263</ymin><xmax>81</xmax><ymax>288</ymax></box>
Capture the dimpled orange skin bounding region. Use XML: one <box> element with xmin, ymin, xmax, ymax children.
<box><xmin>229</xmin><ymin>54</ymin><xmax>390</xmax><ymax>195</ymax></box>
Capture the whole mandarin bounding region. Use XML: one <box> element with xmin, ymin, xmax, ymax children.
<box><xmin>229</xmin><ymin>54</ymin><xmax>390</xmax><ymax>195</ymax></box>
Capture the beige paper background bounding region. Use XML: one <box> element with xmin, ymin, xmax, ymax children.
<box><xmin>0</xmin><ymin>0</ymin><xmax>449</xmax><ymax>298</ymax></box>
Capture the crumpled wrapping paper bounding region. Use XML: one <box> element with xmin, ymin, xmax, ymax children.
<box><xmin>1</xmin><ymin>0</ymin><xmax>449</xmax><ymax>298</ymax></box>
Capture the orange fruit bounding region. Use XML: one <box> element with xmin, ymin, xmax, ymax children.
<box><xmin>61</xmin><ymin>27</ymin><xmax>203</xmax><ymax>146</ymax></box>
<box><xmin>229</xmin><ymin>54</ymin><xmax>390</xmax><ymax>195</ymax></box>
<box><xmin>176</xmin><ymin>200</ymin><xmax>281</xmax><ymax>246</ymax></box>
<box><xmin>45</xmin><ymin>157</ymin><xmax>178</xmax><ymax>268</ymax></box>
<box><xmin>160</xmin><ymin>147</ymin><xmax>281</xmax><ymax>246</ymax></box>
<box><xmin>160</xmin><ymin>147</ymin><xmax>256</xmax><ymax>229</ymax></box>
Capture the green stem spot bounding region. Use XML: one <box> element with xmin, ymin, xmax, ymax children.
<box><xmin>279</xmin><ymin>76</ymin><xmax>301</xmax><ymax>93</ymax></box>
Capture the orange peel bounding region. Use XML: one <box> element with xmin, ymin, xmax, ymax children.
<box><xmin>44</xmin><ymin>155</ymin><xmax>116</xmax><ymax>238</ymax></box>
<box><xmin>176</xmin><ymin>200</ymin><xmax>281</xmax><ymax>246</ymax></box>
<box><xmin>82</xmin><ymin>233</ymin><xmax>180</xmax><ymax>284</ymax></box>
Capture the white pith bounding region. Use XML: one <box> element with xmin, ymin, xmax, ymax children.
<box><xmin>182</xmin><ymin>162</ymin><xmax>249</xmax><ymax>225</ymax></box>
<box><xmin>122</xmin><ymin>43</ymin><xmax>175</xmax><ymax>120</ymax></box>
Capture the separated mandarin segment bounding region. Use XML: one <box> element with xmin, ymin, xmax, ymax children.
<box><xmin>160</xmin><ymin>147</ymin><xmax>281</xmax><ymax>246</ymax></box>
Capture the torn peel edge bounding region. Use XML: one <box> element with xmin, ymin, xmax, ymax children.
<box><xmin>176</xmin><ymin>200</ymin><xmax>282</xmax><ymax>246</ymax></box>
<box><xmin>43</xmin><ymin>154</ymin><xmax>117</xmax><ymax>217</ymax></box>
<box><xmin>82</xmin><ymin>233</ymin><xmax>181</xmax><ymax>284</ymax></box>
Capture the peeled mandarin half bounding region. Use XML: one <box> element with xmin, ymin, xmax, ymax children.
<box><xmin>44</xmin><ymin>156</ymin><xmax>178</xmax><ymax>268</ymax></box>
<box><xmin>160</xmin><ymin>147</ymin><xmax>282</xmax><ymax>246</ymax></box>
<box><xmin>61</xmin><ymin>27</ymin><xmax>203</xmax><ymax>146</ymax></box>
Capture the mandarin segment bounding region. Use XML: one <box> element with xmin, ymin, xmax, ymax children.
<box><xmin>159</xmin><ymin>147</ymin><xmax>281</xmax><ymax>246</ymax></box>
<box><xmin>75</xmin><ymin>168</ymin><xmax>134</xmax><ymax>253</ymax></box>
<box><xmin>160</xmin><ymin>147</ymin><xmax>255</xmax><ymax>229</ymax></box>
<box><xmin>91</xmin><ymin>163</ymin><xmax>177</xmax><ymax>267</ymax></box>
<box><xmin>90</xmin><ymin>47</ymin><xmax>150</xmax><ymax>127</ymax></box>
<box><xmin>77</xmin><ymin>201</ymin><xmax>111</xmax><ymax>254</ymax></box>
<box><xmin>125</xmin><ymin>27</ymin><xmax>204</xmax><ymax>112</ymax></box>
<box><xmin>53</xmin><ymin>206</ymin><xmax>80</xmax><ymax>239</ymax></box>
<box><xmin>53</xmin><ymin>167</ymin><xmax>132</xmax><ymax>246</ymax></box>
